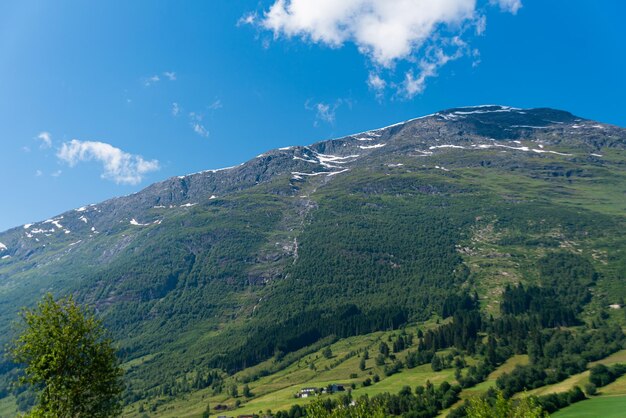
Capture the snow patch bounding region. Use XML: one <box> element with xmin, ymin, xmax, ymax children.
<box><xmin>326</xmin><ymin>169</ymin><xmax>350</xmax><ymax>176</ymax></box>
<box><xmin>44</xmin><ymin>217</ymin><xmax>64</xmax><ymax>229</ymax></box>
<box><xmin>24</xmin><ymin>224</ymin><xmax>33</xmax><ymax>229</ymax></box>
<box><xmin>209</xmin><ymin>195</ymin><xmax>217</xmax><ymax>199</ymax></box>
<box><xmin>1</xmin><ymin>255</ymin><xmax>10</xmax><ymax>260</ymax></box>
<box><xmin>182</xmin><ymin>164</ymin><xmax>244</xmax><ymax>178</ymax></box>
<box><xmin>359</xmin><ymin>143</ymin><xmax>386</xmax><ymax>150</ymax></box>
<box><xmin>429</xmin><ymin>145</ymin><xmax>466</xmax><ymax>150</ymax></box>
<box><xmin>130</xmin><ymin>219</ymin><xmax>150</xmax><ymax>226</ymax></box>
<box><xmin>291</xmin><ymin>171</ymin><xmax>330</xmax><ymax>177</ymax></box>
<box><xmin>79</xmin><ymin>216</ymin><xmax>88</xmax><ymax>223</ymax></box>
<box><xmin>30</xmin><ymin>228</ymin><xmax>55</xmax><ymax>235</ymax></box>
<box><xmin>180</xmin><ymin>203</ymin><xmax>197</xmax><ymax>207</ymax></box>
<box><xmin>0</xmin><ymin>242</ymin><xmax>6</xmax><ymax>251</ymax></box>
<box><xmin>303</xmin><ymin>151</ymin><xmax>360</xmax><ymax>169</ymax></box>
<box><xmin>293</xmin><ymin>156</ymin><xmax>319</xmax><ymax>164</ymax></box>
<box><xmin>590</xmin><ymin>153</ymin><xmax>603</xmax><ymax>157</ymax></box>
<box><xmin>75</xmin><ymin>206</ymin><xmax>87</xmax><ymax>212</ymax></box>
<box><xmin>415</xmin><ymin>150</ymin><xmax>434</xmax><ymax>156</ymax></box>
<box><xmin>468</xmin><ymin>143</ymin><xmax>572</xmax><ymax>156</ymax></box>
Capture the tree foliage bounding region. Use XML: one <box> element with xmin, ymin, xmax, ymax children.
<box><xmin>466</xmin><ymin>390</ymin><xmax>546</xmax><ymax>418</ymax></box>
<box><xmin>9</xmin><ymin>294</ymin><xmax>123</xmax><ymax>417</ymax></box>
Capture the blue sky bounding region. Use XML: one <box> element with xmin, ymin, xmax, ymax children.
<box><xmin>1</xmin><ymin>0</ymin><xmax>624</xmax><ymax>231</ymax></box>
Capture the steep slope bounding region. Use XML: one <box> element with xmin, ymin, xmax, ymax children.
<box><xmin>1</xmin><ymin>105</ymin><xmax>625</xmax><ymax>407</ymax></box>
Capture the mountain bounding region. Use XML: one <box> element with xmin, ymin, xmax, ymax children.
<box><xmin>1</xmin><ymin>105</ymin><xmax>625</xmax><ymax>409</ymax></box>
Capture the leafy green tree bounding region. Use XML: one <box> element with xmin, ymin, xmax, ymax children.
<box><xmin>305</xmin><ymin>397</ymin><xmax>385</xmax><ymax>418</ymax></box>
<box><xmin>9</xmin><ymin>293</ymin><xmax>123</xmax><ymax>418</ymax></box>
<box><xmin>359</xmin><ymin>356</ymin><xmax>366</xmax><ymax>371</ymax></box>
<box><xmin>243</xmin><ymin>383</ymin><xmax>252</xmax><ymax>398</ymax></box>
<box><xmin>322</xmin><ymin>346</ymin><xmax>333</xmax><ymax>359</ymax></box>
<box><xmin>431</xmin><ymin>354</ymin><xmax>443</xmax><ymax>372</ymax></box>
<box><xmin>379</xmin><ymin>342</ymin><xmax>390</xmax><ymax>357</ymax></box>
<box><xmin>202</xmin><ymin>401</ymin><xmax>211</xmax><ymax>418</ymax></box>
<box><xmin>466</xmin><ymin>390</ymin><xmax>547</xmax><ymax>418</ymax></box>
<box><xmin>375</xmin><ymin>353</ymin><xmax>386</xmax><ymax>366</ymax></box>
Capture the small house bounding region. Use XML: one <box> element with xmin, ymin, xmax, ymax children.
<box><xmin>297</xmin><ymin>387</ymin><xmax>318</xmax><ymax>398</ymax></box>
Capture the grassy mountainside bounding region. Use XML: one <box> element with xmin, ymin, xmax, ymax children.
<box><xmin>0</xmin><ymin>106</ymin><xmax>625</xmax><ymax>415</ymax></box>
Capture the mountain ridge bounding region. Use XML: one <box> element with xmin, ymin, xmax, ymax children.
<box><xmin>1</xmin><ymin>104</ymin><xmax>625</xmax><ymax>410</ymax></box>
<box><xmin>0</xmin><ymin>104</ymin><xmax>621</xmax><ymax>240</ymax></box>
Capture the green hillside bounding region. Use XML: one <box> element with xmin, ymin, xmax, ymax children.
<box><xmin>0</xmin><ymin>106</ymin><xmax>625</xmax><ymax>416</ymax></box>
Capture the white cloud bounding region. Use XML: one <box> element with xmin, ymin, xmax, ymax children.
<box><xmin>209</xmin><ymin>99</ymin><xmax>223</xmax><ymax>110</ymax></box>
<box><xmin>490</xmin><ymin>0</ymin><xmax>522</xmax><ymax>14</ymax></box>
<box><xmin>57</xmin><ymin>140</ymin><xmax>159</xmax><ymax>185</ymax></box>
<box><xmin>305</xmin><ymin>99</ymin><xmax>346</xmax><ymax>126</ymax></box>
<box><xmin>192</xmin><ymin>123</ymin><xmax>209</xmax><ymax>137</ymax></box>
<box><xmin>315</xmin><ymin>103</ymin><xmax>334</xmax><ymax>124</ymax></box>
<box><xmin>254</xmin><ymin>0</ymin><xmax>521</xmax><ymax>97</ymax></box>
<box><xmin>238</xmin><ymin>12</ymin><xmax>257</xmax><ymax>26</ymax></box>
<box><xmin>367</xmin><ymin>72</ymin><xmax>387</xmax><ymax>96</ymax></box>
<box><xmin>51</xmin><ymin>170</ymin><xmax>62</xmax><ymax>178</ymax></box>
<box><xmin>261</xmin><ymin>0</ymin><xmax>476</xmax><ymax>66</ymax></box>
<box><xmin>475</xmin><ymin>14</ymin><xmax>487</xmax><ymax>35</ymax></box>
<box><xmin>163</xmin><ymin>71</ymin><xmax>177</xmax><ymax>81</ymax></box>
<box><xmin>35</xmin><ymin>169</ymin><xmax>43</xmax><ymax>177</ymax></box>
<box><xmin>172</xmin><ymin>102</ymin><xmax>181</xmax><ymax>116</ymax></box>
<box><xmin>189</xmin><ymin>112</ymin><xmax>210</xmax><ymax>137</ymax></box>
<box><xmin>143</xmin><ymin>75</ymin><xmax>160</xmax><ymax>87</ymax></box>
<box><xmin>37</xmin><ymin>131</ymin><xmax>52</xmax><ymax>148</ymax></box>
<box><xmin>403</xmin><ymin>42</ymin><xmax>465</xmax><ymax>98</ymax></box>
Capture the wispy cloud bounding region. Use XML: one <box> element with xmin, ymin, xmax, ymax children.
<box><xmin>237</xmin><ymin>12</ymin><xmax>257</xmax><ymax>26</ymax></box>
<box><xmin>35</xmin><ymin>169</ymin><xmax>43</xmax><ymax>177</ymax></box>
<box><xmin>305</xmin><ymin>99</ymin><xmax>348</xmax><ymax>126</ymax></box>
<box><xmin>142</xmin><ymin>71</ymin><xmax>176</xmax><ymax>86</ymax></box>
<box><xmin>490</xmin><ymin>0</ymin><xmax>522</xmax><ymax>14</ymax></box>
<box><xmin>143</xmin><ymin>75</ymin><xmax>160</xmax><ymax>87</ymax></box>
<box><xmin>57</xmin><ymin>140</ymin><xmax>159</xmax><ymax>185</ymax></box>
<box><xmin>37</xmin><ymin>131</ymin><xmax>52</xmax><ymax>148</ymax></box>
<box><xmin>189</xmin><ymin>112</ymin><xmax>209</xmax><ymax>138</ymax></box>
<box><xmin>403</xmin><ymin>40</ymin><xmax>467</xmax><ymax>98</ymax></box>
<box><xmin>172</xmin><ymin>102</ymin><xmax>181</xmax><ymax>116</ymax></box>
<box><xmin>192</xmin><ymin>123</ymin><xmax>209</xmax><ymax>137</ymax></box>
<box><xmin>209</xmin><ymin>99</ymin><xmax>223</xmax><ymax>110</ymax></box>
<box><xmin>250</xmin><ymin>0</ymin><xmax>521</xmax><ymax>97</ymax></box>
<box><xmin>367</xmin><ymin>72</ymin><xmax>387</xmax><ymax>97</ymax></box>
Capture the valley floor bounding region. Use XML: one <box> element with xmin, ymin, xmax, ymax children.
<box><xmin>117</xmin><ymin>325</ymin><xmax>626</xmax><ymax>418</ymax></box>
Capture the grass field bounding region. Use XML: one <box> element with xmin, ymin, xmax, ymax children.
<box><xmin>123</xmin><ymin>322</ymin><xmax>469</xmax><ymax>417</ymax></box>
<box><xmin>0</xmin><ymin>395</ymin><xmax>18</xmax><ymax>417</ymax></box>
<box><xmin>552</xmin><ymin>395</ymin><xmax>626</xmax><ymax>418</ymax></box>
<box><xmin>123</xmin><ymin>338</ymin><xmax>626</xmax><ymax>418</ymax></box>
